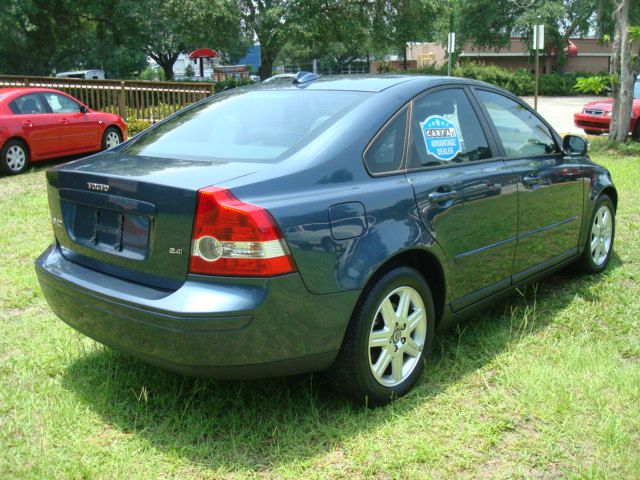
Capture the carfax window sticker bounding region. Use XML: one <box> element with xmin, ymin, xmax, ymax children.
<box><xmin>419</xmin><ymin>115</ymin><xmax>462</xmax><ymax>161</ymax></box>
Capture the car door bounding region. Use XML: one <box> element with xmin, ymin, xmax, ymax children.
<box><xmin>9</xmin><ymin>93</ymin><xmax>60</xmax><ymax>157</ymax></box>
<box><xmin>41</xmin><ymin>92</ymin><xmax>98</xmax><ymax>152</ymax></box>
<box><xmin>405</xmin><ymin>86</ymin><xmax>519</xmax><ymax>310</ymax></box>
<box><xmin>474</xmin><ymin>89</ymin><xmax>583</xmax><ymax>279</ymax></box>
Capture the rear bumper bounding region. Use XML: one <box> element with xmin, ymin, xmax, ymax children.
<box><xmin>35</xmin><ymin>244</ymin><xmax>359</xmax><ymax>378</ymax></box>
<box><xmin>573</xmin><ymin>113</ymin><xmax>610</xmax><ymax>132</ymax></box>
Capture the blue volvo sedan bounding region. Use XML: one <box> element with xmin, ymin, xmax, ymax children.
<box><xmin>36</xmin><ymin>74</ymin><xmax>617</xmax><ymax>405</ymax></box>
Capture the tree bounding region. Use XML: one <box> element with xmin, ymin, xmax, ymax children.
<box><xmin>603</xmin><ymin>0</ymin><xmax>640</xmax><ymax>141</ymax></box>
<box><xmin>456</xmin><ymin>0</ymin><xmax>597</xmax><ymax>66</ymax></box>
<box><xmin>372</xmin><ymin>0</ymin><xmax>443</xmax><ymax>69</ymax></box>
<box><xmin>278</xmin><ymin>0</ymin><xmax>374</xmax><ymax>72</ymax></box>
<box><xmin>236</xmin><ymin>1</ymin><xmax>298</xmax><ymax>80</ymax></box>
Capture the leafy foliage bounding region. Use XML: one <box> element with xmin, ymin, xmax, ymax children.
<box><xmin>574</xmin><ymin>76</ymin><xmax>612</xmax><ymax>94</ymax></box>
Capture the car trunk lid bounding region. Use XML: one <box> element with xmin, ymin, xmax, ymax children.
<box><xmin>47</xmin><ymin>152</ymin><xmax>262</xmax><ymax>290</ymax></box>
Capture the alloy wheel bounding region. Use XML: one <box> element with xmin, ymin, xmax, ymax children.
<box><xmin>591</xmin><ymin>204</ymin><xmax>613</xmax><ymax>266</ymax></box>
<box><xmin>368</xmin><ymin>286</ymin><xmax>427</xmax><ymax>387</ymax></box>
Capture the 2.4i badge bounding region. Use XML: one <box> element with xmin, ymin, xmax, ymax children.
<box><xmin>419</xmin><ymin>115</ymin><xmax>462</xmax><ymax>161</ymax></box>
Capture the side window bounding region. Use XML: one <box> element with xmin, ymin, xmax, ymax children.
<box><xmin>476</xmin><ymin>90</ymin><xmax>557</xmax><ymax>158</ymax></box>
<box><xmin>408</xmin><ymin>88</ymin><xmax>492</xmax><ymax>168</ymax></box>
<box><xmin>9</xmin><ymin>93</ymin><xmax>49</xmax><ymax>115</ymax></box>
<box><xmin>43</xmin><ymin>93</ymin><xmax>80</xmax><ymax>114</ymax></box>
<box><xmin>364</xmin><ymin>108</ymin><xmax>407</xmax><ymax>174</ymax></box>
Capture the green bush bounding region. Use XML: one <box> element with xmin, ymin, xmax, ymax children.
<box><xmin>574</xmin><ymin>75</ymin><xmax>612</xmax><ymax>95</ymax></box>
<box><xmin>184</xmin><ymin>63</ymin><xmax>195</xmax><ymax>79</ymax></box>
<box><xmin>213</xmin><ymin>77</ymin><xmax>255</xmax><ymax>92</ymax></box>
<box><xmin>375</xmin><ymin>61</ymin><xmax>401</xmax><ymax>74</ymax></box>
<box><xmin>451</xmin><ymin>63</ymin><xmax>534</xmax><ymax>95</ymax></box>
<box><xmin>126</xmin><ymin>118</ymin><xmax>152</xmax><ymax>136</ymax></box>
<box><xmin>397</xmin><ymin>62</ymin><xmax>608</xmax><ymax>97</ymax></box>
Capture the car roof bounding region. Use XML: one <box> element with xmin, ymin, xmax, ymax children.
<box><xmin>0</xmin><ymin>87</ymin><xmax>72</xmax><ymax>100</ymax></box>
<box><xmin>254</xmin><ymin>74</ymin><xmax>499</xmax><ymax>95</ymax></box>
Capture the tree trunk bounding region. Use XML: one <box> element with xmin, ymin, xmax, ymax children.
<box><xmin>159</xmin><ymin>60</ymin><xmax>175</xmax><ymax>81</ymax></box>
<box><xmin>258</xmin><ymin>54</ymin><xmax>275</xmax><ymax>80</ymax></box>
<box><xmin>145</xmin><ymin>50</ymin><xmax>179</xmax><ymax>81</ymax></box>
<box><xmin>610</xmin><ymin>0</ymin><xmax>632</xmax><ymax>142</ymax></box>
<box><xmin>402</xmin><ymin>44</ymin><xmax>408</xmax><ymax>71</ymax></box>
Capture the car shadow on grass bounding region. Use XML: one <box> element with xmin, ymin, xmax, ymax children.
<box><xmin>61</xmin><ymin>254</ymin><xmax>622</xmax><ymax>471</ymax></box>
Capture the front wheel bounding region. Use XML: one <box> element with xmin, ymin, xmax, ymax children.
<box><xmin>574</xmin><ymin>194</ymin><xmax>615</xmax><ymax>273</ymax></box>
<box><xmin>102</xmin><ymin>127</ymin><xmax>122</xmax><ymax>150</ymax></box>
<box><xmin>329</xmin><ymin>267</ymin><xmax>435</xmax><ymax>406</ymax></box>
<box><xmin>1</xmin><ymin>139</ymin><xmax>29</xmax><ymax>175</ymax></box>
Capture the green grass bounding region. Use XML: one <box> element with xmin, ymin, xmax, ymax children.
<box><xmin>1</xmin><ymin>153</ymin><xmax>639</xmax><ymax>479</ymax></box>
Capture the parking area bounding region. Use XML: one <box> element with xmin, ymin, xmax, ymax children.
<box><xmin>521</xmin><ymin>95</ymin><xmax>602</xmax><ymax>135</ymax></box>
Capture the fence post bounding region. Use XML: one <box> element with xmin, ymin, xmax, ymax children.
<box><xmin>24</xmin><ymin>77</ymin><xmax>29</xmax><ymax>87</ymax></box>
<box><xmin>118</xmin><ymin>81</ymin><xmax>127</xmax><ymax>121</ymax></box>
<box><xmin>210</xmin><ymin>84</ymin><xmax>216</xmax><ymax>97</ymax></box>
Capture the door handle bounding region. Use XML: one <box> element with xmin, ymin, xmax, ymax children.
<box><xmin>22</xmin><ymin>121</ymin><xmax>33</xmax><ymax>128</ymax></box>
<box><xmin>58</xmin><ymin>119</ymin><xmax>69</xmax><ymax>125</ymax></box>
<box><xmin>428</xmin><ymin>189</ymin><xmax>458</xmax><ymax>202</ymax></box>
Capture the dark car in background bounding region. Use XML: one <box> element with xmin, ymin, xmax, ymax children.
<box><xmin>36</xmin><ymin>75</ymin><xmax>617</xmax><ymax>405</ymax></box>
<box><xmin>0</xmin><ymin>87</ymin><xmax>126</xmax><ymax>175</ymax></box>
<box><xmin>574</xmin><ymin>76</ymin><xmax>640</xmax><ymax>139</ymax></box>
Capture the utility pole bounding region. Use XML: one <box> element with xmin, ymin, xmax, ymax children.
<box><xmin>533</xmin><ymin>24</ymin><xmax>544</xmax><ymax>111</ymax></box>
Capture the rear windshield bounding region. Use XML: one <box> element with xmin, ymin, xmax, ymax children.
<box><xmin>635</xmin><ymin>81</ymin><xmax>640</xmax><ymax>99</ymax></box>
<box><xmin>123</xmin><ymin>89</ymin><xmax>371</xmax><ymax>162</ymax></box>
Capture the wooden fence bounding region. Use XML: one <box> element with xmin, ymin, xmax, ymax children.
<box><xmin>0</xmin><ymin>75</ymin><xmax>215</xmax><ymax>121</ymax></box>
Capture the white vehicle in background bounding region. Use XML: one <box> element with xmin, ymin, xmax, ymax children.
<box><xmin>55</xmin><ymin>70</ymin><xmax>105</xmax><ymax>80</ymax></box>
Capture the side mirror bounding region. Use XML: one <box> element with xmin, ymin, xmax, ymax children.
<box><xmin>563</xmin><ymin>135</ymin><xmax>588</xmax><ymax>156</ymax></box>
<box><xmin>79</xmin><ymin>105</ymin><xmax>88</xmax><ymax>114</ymax></box>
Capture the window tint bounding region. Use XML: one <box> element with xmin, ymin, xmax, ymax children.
<box><xmin>124</xmin><ymin>89</ymin><xmax>371</xmax><ymax>162</ymax></box>
<box><xmin>9</xmin><ymin>93</ymin><xmax>48</xmax><ymax>114</ymax></box>
<box><xmin>364</xmin><ymin>109</ymin><xmax>407</xmax><ymax>174</ymax></box>
<box><xmin>408</xmin><ymin>88</ymin><xmax>492</xmax><ymax>168</ymax></box>
<box><xmin>42</xmin><ymin>93</ymin><xmax>80</xmax><ymax>113</ymax></box>
<box><xmin>477</xmin><ymin>90</ymin><xmax>557</xmax><ymax>157</ymax></box>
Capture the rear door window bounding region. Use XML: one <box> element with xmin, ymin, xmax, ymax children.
<box><xmin>364</xmin><ymin>108</ymin><xmax>407</xmax><ymax>174</ymax></box>
<box><xmin>476</xmin><ymin>90</ymin><xmax>557</xmax><ymax>157</ymax></box>
<box><xmin>9</xmin><ymin>93</ymin><xmax>49</xmax><ymax>114</ymax></box>
<box><xmin>408</xmin><ymin>88</ymin><xmax>492</xmax><ymax>168</ymax></box>
<box><xmin>42</xmin><ymin>93</ymin><xmax>81</xmax><ymax>113</ymax></box>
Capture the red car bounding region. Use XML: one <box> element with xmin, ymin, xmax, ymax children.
<box><xmin>574</xmin><ymin>79</ymin><xmax>640</xmax><ymax>139</ymax></box>
<box><xmin>0</xmin><ymin>87</ymin><xmax>127</xmax><ymax>174</ymax></box>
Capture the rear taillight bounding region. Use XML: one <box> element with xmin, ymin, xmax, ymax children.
<box><xmin>189</xmin><ymin>186</ymin><xmax>297</xmax><ymax>276</ymax></box>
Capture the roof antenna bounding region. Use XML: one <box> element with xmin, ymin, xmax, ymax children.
<box><xmin>293</xmin><ymin>71</ymin><xmax>320</xmax><ymax>84</ymax></box>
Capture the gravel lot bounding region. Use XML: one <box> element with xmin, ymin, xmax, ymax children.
<box><xmin>520</xmin><ymin>95</ymin><xmax>603</xmax><ymax>135</ymax></box>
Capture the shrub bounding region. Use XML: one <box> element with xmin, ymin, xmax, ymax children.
<box><xmin>574</xmin><ymin>75</ymin><xmax>612</xmax><ymax>95</ymax></box>
<box><xmin>376</xmin><ymin>61</ymin><xmax>401</xmax><ymax>74</ymax></box>
<box><xmin>407</xmin><ymin>64</ymin><xmax>448</xmax><ymax>75</ymax></box>
<box><xmin>126</xmin><ymin>118</ymin><xmax>152</xmax><ymax>136</ymax></box>
<box><xmin>213</xmin><ymin>77</ymin><xmax>255</xmax><ymax>92</ymax></box>
<box><xmin>538</xmin><ymin>74</ymin><xmax>576</xmax><ymax>96</ymax></box>
<box><xmin>184</xmin><ymin>63</ymin><xmax>195</xmax><ymax>79</ymax></box>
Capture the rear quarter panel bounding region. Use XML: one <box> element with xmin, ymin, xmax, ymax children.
<box><xmin>577</xmin><ymin>157</ymin><xmax>617</xmax><ymax>249</ymax></box>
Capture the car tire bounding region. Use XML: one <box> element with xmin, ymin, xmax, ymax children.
<box><xmin>329</xmin><ymin>266</ymin><xmax>435</xmax><ymax>406</ymax></box>
<box><xmin>1</xmin><ymin>139</ymin><xmax>30</xmax><ymax>175</ymax></box>
<box><xmin>584</xmin><ymin>130</ymin><xmax>601</xmax><ymax>136</ymax></box>
<box><xmin>574</xmin><ymin>194</ymin><xmax>615</xmax><ymax>274</ymax></box>
<box><xmin>632</xmin><ymin>122</ymin><xmax>640</xmax><ymax>141</ymax></box>
<box><xmin>102</xmin><ymin>127</ymin><xmax>122</xmax><ymax>150</ymax></box>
